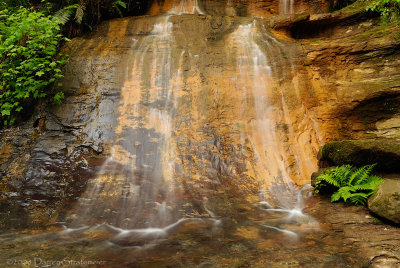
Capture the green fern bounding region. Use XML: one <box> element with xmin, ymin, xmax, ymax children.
<box><xmin>54</xmin><ymin>4</ymin><xmax>79</xmax><ymax>25</ymax></box>
<box><xmin>112</xmin><ymin>0</ymin><xmax>127</xmax><ymax>17</ymax></box>
<box><xmin>349</xmin><ymin>193</ymin><xmax>369</xmax><ymax>206</ymax></box>
<box><xmin>75</xmin><ymin>4</ymin><xmax>86</xmax><ymax>25</ymax></box>
<box><xmin>349</xmin><ymin>164</ymin><xmax>374</xmax><ymax>186</ymax></box>
<box><xmin>315</xmin><ymin>164</ymin><xmax>384</xmax><ymax>206</ymax></box>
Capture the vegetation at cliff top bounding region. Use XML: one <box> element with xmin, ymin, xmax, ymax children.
<box><xmin>0</xmin><ymin>0</ymin><xmax>148</xmax><ymax>127</ymax></box>
<box><xmin>0</xmin><ymin>0</ymin><xmax>398</xmax><ymax>126</ymax></box>
<box><xmin>1</xmin><ymin>1</ymin><xmax>151</xmax><ymax>37</ymax></box>
<box><xmin>314</xmin><ymin>164</ymin><xmax>384</xmax><ymax>206</ymax></box>
<box><xmin>0</xmin><ymin>7</ymin><xmax>67</xmax><ymax>126</ymax></box>
<box><xmin>367</xmin><ymin>0</ymin><xmax>400</xmax><ymax>23</ymax></box>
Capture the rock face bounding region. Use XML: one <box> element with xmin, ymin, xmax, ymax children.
<box><xmin>0</xmin><ymin>2</ymin><xmax>329</xmax><ymax>229</ymax></box>
<box><xmin>0</xmin><ymin>0</ymin><xmax>399</xmax><ymax>232</ymax></box>
<box><xmin>0</xmin><ymin>20</ymin><xmax>125</xmax><ymax>229</ymax></box>
<box><xmin>368</xmin><ymin>179</ymin><xmax>400</xmax><ymax>224</ymax></box>
<box><xmin>313</xmin><ymin>198</ymin><xmax>400</xmax><ymax>267</ymax></box>
<box><xmin>318</xmin><ymin>139</ymin><xmax>400</xmax><ymax>172</ymax></box>
<box><xmin>148</xmin><ymin>0</ymin><xmax>332</xmax><ymax>17</ymax></box>
<box><xmin>0</xmin><ymin>0</ymin><xmax>399</xmax><ymax>266</ymax></box>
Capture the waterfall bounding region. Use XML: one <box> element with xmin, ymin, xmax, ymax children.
<box><xmin>227</xmin><ymin>21</ymin><xmax>314</xmax><ymax>224</ymax></box>
<box><xmin>69</xmin><ymin>16</ymin><xmax>182</xmax><ymax>229</ymax></box>
<box><xmin>0</xmin><ymin>2</ymin><xmax>374</xmax><ymax>267</ymax></box>
<box><xmin>280</xmin><ymin>0</ymin><xmax>295</xmax><ymax>14</ymax></box>
<box><xmin>170</xmin><ymin>0</ymin><xmax>203</xmax><ymax>14</ymax></box>
<box><xmin>65</xmin><ymin>13</ymin><xmax>316</xmax><ymax>244</ymax></box>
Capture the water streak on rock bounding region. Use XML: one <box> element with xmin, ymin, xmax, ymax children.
<box><xmin>67</xmin><ymin>1</ymin><xmax>319</xmax><ymax>239</ymax></box>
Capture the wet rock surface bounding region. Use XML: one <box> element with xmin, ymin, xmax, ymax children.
<box><xmin>1</xmin><ymin>0</ymin><xmax>400</xmax><ymax>266</ymax></box>
<box><xmin>149</xmin><ymin>0</ymin><xmax>332</xmax><ymax>17</ymax></box>
<box><xmin>297</xmin><ymin>1</ymin><xmax>400</xmax><ymax>144</ymax></box>
<box><xmin>0</xmin><ymin>196</ymin><xmax>367</xmax><ymax>268</ymax></box>
<box><xmin>0</xmin><ymin>27</ymin><xmax>123</xmax><ymax>229</ymax></box>
<box><xmin>368</xmin><ymin>178</ymin><xmax>400</xmax><ymax>224</ymax></box>
<box><xmin>0</xmin><ymin>121</ymin><xmax>107</xmax><ymax>230</ymax></box>
<box><xmin>313</xmin><ymin>198</ymin><xmax>400</xmax><ymax>268</ymax></box>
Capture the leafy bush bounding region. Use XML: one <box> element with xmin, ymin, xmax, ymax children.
<box><xmin>367</xmin><ymin>0</ymin><xmax>400</xmax><ymax>23</ymax></box>
<box><xmin>314</xmin><ymin>164</ymin><xmax>384</xmax><ymax>205</ymax></box>
<box><xmin>0</xmin><ymin>0</ymin><xmax>148</xmax><ymax>126</ymax></box>
<box><xmin>0</xmin><ymin>7</ymin><xmax>67</xmax><ymax>125</ymax></box>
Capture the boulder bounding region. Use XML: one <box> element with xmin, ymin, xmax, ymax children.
<box><xmin>368</xmin><ymin>179</ymin><xmax>400</xmax><ymax>224</ymax></box>
<box><xmin>318</xmin><ymin>139</ymin><xmax>400</xmax><ymax>173</ymax></box>
<box><xmin>311</xmin><ymin>168</ymin><xmax>328</xmax><ymax>187</ymax></box>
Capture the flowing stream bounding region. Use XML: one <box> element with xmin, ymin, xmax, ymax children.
<box><xmin>0</xmin><ymin>1</ymin><xmax>364</xmax><ymax>267</ymax></box>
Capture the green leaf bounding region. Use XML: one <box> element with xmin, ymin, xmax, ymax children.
<box><xmin>36</xmin><ymin>71</ymin><xmax>44</xmax><ymax>77</ymax></box>
<box><xmin>0</xmin><ymin>7</ymin><xmax>67</xmax><ymax>125</ymax></box>
<box><xmin>1</xmin><ymin>105</ymin><xmax>11</xmax><ymax>115</ymax></box>
<box><xmin>113</xmin><ymin>1</ymin><xmax>127</xmax><ymax>9</ymax></box>
<box><xmin>331</xmin><ymin>191</ymin><xmax>342</xmax><ymax>202</ymax></box>
<box><xmin>53</xmin><ymin>91</ymin><xmax>64</xmax><ymax>104</ymax></box>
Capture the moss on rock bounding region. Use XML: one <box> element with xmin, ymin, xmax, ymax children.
<box><xmin>318</xmin><ymin>139</ymin><xmax>400</xmax><ymax>172</ymax></box>
<box><xmin>368</xmin><ymin>178</ymin><xmax>400</xmax><ymax>224</ymax></box>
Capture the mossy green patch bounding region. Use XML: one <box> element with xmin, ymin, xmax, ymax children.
<box><xmin>319</xmin><ymin>139</ymin><xmax>400</xmax><ymax>172</ymax></box>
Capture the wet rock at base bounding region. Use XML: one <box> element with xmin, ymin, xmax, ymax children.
<box><xmin>368</xmin><ymin>178</ymin><xmax>400</xmax><ymax>224</ymax></box>
<box><xmin>318</xmin><ymin>139</ymin><xmax>400</xmax><ymax>172</ymax></box>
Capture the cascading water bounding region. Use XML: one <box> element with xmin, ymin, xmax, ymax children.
<box><xmin>0</xmin><ymin>1</ymin><xmax>363</xmax><ymax>267</ymax></box>
<box><xmin>227</xmin><ymin>20</ymin><xmax>316</xmax><ymax>237</ymax></box>
<box><xmin>280</xmin><ymin>0</ymin><xmax>295</xmax><ymax>14</ymax></box>
<box><xmin>66</xmin><ymin>2</ymin><xmax>314</xmax><ymax>241</ymax></box>
<box><xmin>150</xmin><ymin>0</ymin><xmax>204</xmax><ymax>15</ymax></box>
<box><xmin>170</xmin><ymin>0</ymin><xmax>203</xmax><ymax>14</ymax></box>
<box><xmin>69</xmin><ymin>17</ymin><xmax>181</xmax><ymax>230</ymax></box>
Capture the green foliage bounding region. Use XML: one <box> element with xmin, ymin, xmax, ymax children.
<box><xmin>314</xmin><ymin>164</ymin><xmax>384</xmax><ymax>205</ymax></box>
<box><xmin>0</xmin><ymin>0</ymin><xmax>145</xmax><ymax>126</ymax></box>
<box><xmin>0</xmin><ymin>7</ymin><xmax>67</xmax><ymax>125</ymax></box>
<box><xmin>0</xmin><ymin>0</ymin><xmax>29</xmax><ymax>8</ymax></box>
<box><xmin>367</xmin><ymin>0</ymin><xmax>400</xmax><ymax>23</ymax></box>
<box><xmin>112</xmin><ymin>0</ymin><xmax>127</xmax><ymax>17</ymax></box>
<box><xmin>46</xmin><ymin>0</ymin><xmax>128</xmax><ymax>34</ymax></box>
<box><xmin>53</xmin><ymin>4</ymin><xmax>80</xmax><ymax>25</ymax></box>
<box><xmin>2</xmin><ymin>1</ymin><xmax>141</xmax><ymax>37</ymax></box>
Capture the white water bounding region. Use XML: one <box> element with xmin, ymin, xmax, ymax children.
<box><xmin>170</xmin><ymin>0</ymin><xmax>203</xmax><ymax>14</ymax></box>
<box><xmin>65</xmin><ymin>2</ymin><xmax>317</xmax><ymax>245</ymax></box>
<box><xmin>280</xmin><ymin>0</ymin><xmax>295</xmax><ymax>14</ymax></box>
<box><xmin>68</xmin><ymin>16</ymin><xmax>181</xmax><ymax>230</ymax></box>
<box><xmin>228</xmin><ymin>21</ymin><xmax>319</xmax><ymax>235</ymax></box>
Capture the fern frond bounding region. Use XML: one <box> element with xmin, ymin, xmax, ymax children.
<box><xmin>314</xmin><ymin>163</ymin><xmax>384</xmax><ymax>207</ymax></box>
<box><xmin>331</xmin><ymin>191</ymin><xmax>342</xmax><ymax>202</ymax></box>
<box><xmin>348</xmin><ymin>193</ymin><xmax>368</xmax><ymax>205</ymax></box>
<box><xmin>113</xmin><ymin>0</ymin><xmax>127</xmax><ymax>9</ymax></box>
<box><xmin>75</xmin><ymin>3</ymin><xmax>86</xmax><ymax>25</ymax></box>
<box><xmin>348</xmin><ymin>164</ymin><xmax>374</xmax><ymax>186</ymax></box>
<box><xmin>353</xmin><ymin>164</ymin><xmax>376</xmax><ymax>185</ymax></box>
<box><xmin>368</xmin><ymin>175</ymin><xmax>384</xmax><ymax>190</ymax></box>
<box><xmin>54</xmin><ymin>4</ymin><xmax>79</xmax><ymax>25</ymax></box>
<box><xmin>338</xmin><ymin>186</ymin><xmax>356</xmax><ymax>201</ymax></box>
<box><xmin>331</xmin><ymin>186</ymin><xmax>355</xmax><ymax>202</ymax></box>
<box><xmin>354</xmin><ymin>175</ymin><xmax>384</xmax><ymax>191</ymax></box>
<box><xmin>112</xmin><ymin>1</ymin><xmax>127</xmax><ymax>17</ymax></box>
<box><xmin>334</xmin><ymin>164</ymin><xmax>354</xmax><ymax>187</ymax></box>
<box><xmin>316</xmin><ymin>173</ymin><xmax>341</xmax><ymax>188</ymax></box>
